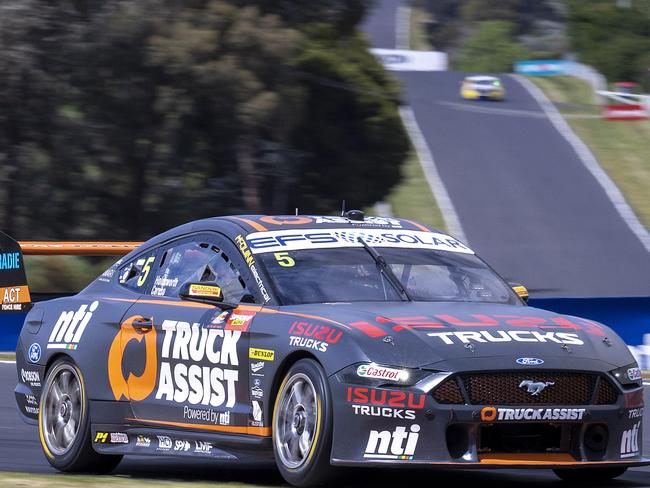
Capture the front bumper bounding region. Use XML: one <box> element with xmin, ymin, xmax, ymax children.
<box><xmin>461</xmin><ymin>89</ymin><xmax>504</xmax><ymax>100</ymax></box>
<box><xmin>329</xmin><ymin>370</ymin><xmax>648</xmax><ymax>469</ymax></box>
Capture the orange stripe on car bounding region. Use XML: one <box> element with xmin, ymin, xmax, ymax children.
<box><xmin>104</xmin><ymin>299</ymin><xmax>348</xmax><ymax>329</ymax></box>
<box><xmin>127</xmin><ymin>418</ymin><xmax>271</xmax><ymax>436</ymax></box>
<box><xmin>259</xmin><ymin>308</ymin><xmax>351</xmax><ymax>330</ymax></box>
<box><xmin>227</xmin><ymin>217</ymin><xmax>268</xmax><ymax>232</ymax></box>
<box><xmin>106</xmin><ymin>297</ymin><xmax>213</xmax><ymax>309</ymax></box>
<box><xmin>403</xmin><ymin>219</ymin><xmax>431</xmax><ymax>232</ymax></box>
<box><xmin>479</xmin><ymin>453</ymin><xmax>576</xmax><ymax>464</ymax></box>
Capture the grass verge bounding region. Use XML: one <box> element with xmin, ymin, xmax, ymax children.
<box><xmin>0</xmin><ymin>352</ymin><xmax>16</xmax><ymax>361</ymax></box>
<box><xmin>368</xmin><ymin>150</ymin><xmax>447</xmax><ymax>231</ymax></box>
<box><xmin>0</xmin><ymin>472</ymin><xmax>276</xmax><ymax>488</ymax></box>
<box><xmin>528</xmin><ymin>76</ymin><xmax>650</xmax><ymax>228</ymax></box>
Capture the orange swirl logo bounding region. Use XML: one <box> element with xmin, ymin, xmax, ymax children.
<box><xmin>480</xmin><ymin>406</ymin><xmax>497</xmax><ymax>422</ymax></box>
<box><xmin>107</xmin><ymin>315</ymin><xmax>157</xmax><ymax>401</ymax></box>
<box><xmin>260</xmin><ymin>216</ymin><xmax>313</xmax><ymax>225</ymax></box>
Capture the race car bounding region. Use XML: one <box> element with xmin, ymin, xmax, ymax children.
<box><xmin>5</xmin><ymin>212</ymin><xmax>647</xmax><ymax>486</ymax></box>
<box><xmin>460</xmin><ymin>75</ymin><xmax>505</xmax><ymax>100</ymax></box>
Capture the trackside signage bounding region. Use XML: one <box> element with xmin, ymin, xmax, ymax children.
<box><xmin>245</xmin><ymin>229</ymin><xmax>474</xmax><ymax>255</ymax></box>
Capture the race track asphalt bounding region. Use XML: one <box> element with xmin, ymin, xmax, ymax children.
<box><xmin>363</xmin><ymin>0</ymin><xmax>650</xmax><ymax>298</ymax></box>
<box><xmin>1</xmin><ymin>363</ymin><xmax>649</xmax><ymax>487</ymax></box>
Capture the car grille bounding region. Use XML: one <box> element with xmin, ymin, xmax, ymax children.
<box><xmin>432</xmin><ymin>371</ymin><xmax>619</xmax><ymax>406</ymax></box>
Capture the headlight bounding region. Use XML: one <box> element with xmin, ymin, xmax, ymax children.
<box><xmin>336</xmin><ymin>362</ymin><xmax>433</xmax><ymax>387</ymax></box>
<box><xmin>611</xmin><ymin>362</ymin><xmax>642</xmax><ymax>386</ymax></box>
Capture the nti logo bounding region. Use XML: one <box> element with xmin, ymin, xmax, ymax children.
<box><xmin>48</xmin><ymin>301</ymin><xmax>99</xmax><ymax>350</ymax></box>
<box><xmin>364</xmin><ymin>424</ymin><xmax>420</xmax><ymax>460</ymax></box>
<box><xmin>621</xmin><ymin>422</ymin><xmax>641</xmax><ymax>458</ymax></box>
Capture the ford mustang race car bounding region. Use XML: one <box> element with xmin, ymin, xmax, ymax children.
<box><xmin>5</xmin><ymin>213</ymin><xmax>647</xmax><ymax>486</ymax></box>
<box><xmin>460</xmin><ymin>75</ymin><xmax>505</xmax><ymax>100</ymax></box>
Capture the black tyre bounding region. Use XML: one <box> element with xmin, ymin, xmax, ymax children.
<box><xmin>553</xmin><ymin>467</ymin><xmax>627</xmax><ymax>483</ymax></box>
<box><xmin>272</xmin><ymin>359</ymin><xmax>335</xmax><ymax>487</ymax></box>
<box><xmin>39</xmin><ymin>358</ymin><xmax>122</xmax><ymax>473</ymax></box>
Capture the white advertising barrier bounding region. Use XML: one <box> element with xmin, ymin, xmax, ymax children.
<box><xmin>370</xmin><ymin>49</ymin><xmax>448</xmax><ymax>72</ymax></box>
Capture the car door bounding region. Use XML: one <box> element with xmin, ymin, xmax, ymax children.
<box><xmin>117</xmin><ymin>233</ymin><xmax>257</xmax><ymax>436</ymax></box>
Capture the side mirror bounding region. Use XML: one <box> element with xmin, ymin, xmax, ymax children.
<box><xmin>179</xmin><ymin>282</ymin><xmax>235</xmax><ymax>309</ymax></box>
<box><xmin>509</xmin><ymin>283</ymin><xmax>529</xmax><ymax>303</ymax></box>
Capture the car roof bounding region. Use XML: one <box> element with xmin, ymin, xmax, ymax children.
<box><xmin>210</xmin><ymin>214</ymin><xmax>434</xmax><ymax>233</ymax></box>
<box><xmin>464</xmin><ymin>75</ymin><xmax>500</xmax><ymax>82</ymax></box>
<box><xmin>129</xmin><ymin>214</ymin><xmax>439</xmax><ymax>257</ymax></box>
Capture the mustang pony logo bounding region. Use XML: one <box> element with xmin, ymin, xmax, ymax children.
<box><xmin>519</xmin><ymin>380</ymin><xmax>555</xmax><ymax>396</ymax></box>
<box><xmin>107</xmin><ymin>315</ymin><xmax>158</xmax><ymax>401</ymax></box>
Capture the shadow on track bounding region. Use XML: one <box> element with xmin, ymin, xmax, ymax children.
<box><xmin>110</xmin><ymin>458</ymin><xmax>650</xmax><ymax>487</ymax></box>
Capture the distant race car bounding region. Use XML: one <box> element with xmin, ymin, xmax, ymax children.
<box><xmin>460</xmin><ymin>75</ymin><xmax>505</xmax><ymax>100</ymax></box>
<box><xmin>4</xmin><ymin>212</ymin><xmax>647</xmax><ymax>486</ymax></box>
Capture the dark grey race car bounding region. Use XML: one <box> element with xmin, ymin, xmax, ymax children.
<box><xmin>6</xmin><ymin>213</ymin><xmax>648</xmax><ymax>486</ymax></box>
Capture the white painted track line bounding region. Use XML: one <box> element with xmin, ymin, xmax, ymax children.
<box><xmin>513</xmin><ymin>74</ymin><xmax>650</xmax><ymax>255</ymax></box>
<box><xmin>399</xmin><ymin>106</ymin><xmax>468</xmax><ymax>243</ymax></box>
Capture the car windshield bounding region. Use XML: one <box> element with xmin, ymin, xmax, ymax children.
<box><xmin>474</xmin><ymin>79</ymin><xmax>499</xmax><ymax>86</ymax></box>
<box><xmin>258</xmin><ymin>247</ymin><xmax>517</xmax><ymax>305</ymax></box>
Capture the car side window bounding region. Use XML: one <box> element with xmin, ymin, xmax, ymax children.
<box><xmin>150</xmin><ymin>237</ymin><xmax>252</xmax><ymax>302</ymax></box>
<box><xmin>117</xmin><ymin>252</ymin><xmax>158</xmax><ymax>292</ymax></box>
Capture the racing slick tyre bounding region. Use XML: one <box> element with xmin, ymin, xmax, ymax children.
<box><xmin>273</xmin><ymin>359</ymin><xmax>335</xmax><ymax>487</ymax></box>
<box><xmin>553</xmin><ymin>467</ymin><xmax>627</xmax><ymax>483</ymax></box>
<box><xmin>39</xmin><ymin>358</ymin><xmax>122</xmax><ymax>473</ymax></box>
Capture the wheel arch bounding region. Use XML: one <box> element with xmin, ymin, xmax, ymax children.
<box><xmin>270</xmin><ymin>350</ymin><xmax>321</xmax><ymax>410</ymax></box>
<box><xmin>44</xmin><ymin>352</ymin><xmax>74</xmax><ymax>375</ymax></box>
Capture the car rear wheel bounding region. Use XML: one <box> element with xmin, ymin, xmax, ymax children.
<box><xmin>553</xmin><ymin>467</ymin><xmax>627</xmax><ymax>483</ymax></box>
<box><xmin>272</xmin><ymin>359</ymin><xmax>335</xmax><ymax>487</ymax></box>
<box><xmin>39</xmin><ymin>358</ymin><xmax>122</xmax><ymax>473</ymax></box>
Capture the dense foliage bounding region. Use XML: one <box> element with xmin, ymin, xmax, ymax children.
<box><xmin>417</xmin><ymin>0</ymin><xmax>563</xmax><ymax>70</ymax></box>
<box><xmin>567</xmin><ymin>0</ymin><xmax>650</xmax><ymax>84</ymax></box>
<box><xmin>456</xmin><ymin>21</ymin><xmax>528</xmax><ymax>73</ymax></box>
<box><xmin>0</xmin><ymin>0</ymin><xmax>408</xmax><ymax>240</ymax></box>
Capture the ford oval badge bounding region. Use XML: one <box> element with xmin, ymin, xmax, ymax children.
<box><xmin>516</xmin><ymin>357</ymin><xmax>544</xmax><ymax>366</ymax></box>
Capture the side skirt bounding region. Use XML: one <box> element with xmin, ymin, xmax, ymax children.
<box><xmin>91</xmin><ymin>424</ymin><xmax>274</xmax><ymax>463</ymax></box>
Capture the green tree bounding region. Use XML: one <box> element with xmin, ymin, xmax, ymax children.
<box><xmin>567</xmin><ymin>0</ymin><xmax>650</xmax><ymax>82</ymax></box>
<box><xmin>457</xmin><ymin>20</ymin><xmax>528</xmax><ymax>72</ymax></box>
<box><xmin>0</xmin><ymin>0</ymin><xmax>408</xmax><ymax>241</ymax></box>
<box><xmin>288</xmin><ymin>26</ymin><xmax>407</xmax><ymax>213</ymax></box>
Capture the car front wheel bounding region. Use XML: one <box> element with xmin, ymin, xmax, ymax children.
<box><xmin>272</xmin><ymin>359</ymin><xmax>335</xmax><ymax>487</ymax></box>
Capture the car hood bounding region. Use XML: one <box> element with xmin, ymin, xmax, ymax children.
<box><xmin>276</xmin><ymin>301</ymin><xmax>634</xmax><ymax>371</ymax></box>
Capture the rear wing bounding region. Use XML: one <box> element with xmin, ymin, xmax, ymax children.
<box><xmin>0</xmin><ymin>231</ymin><xmax>142</xmax><ymax>312</ymax></box>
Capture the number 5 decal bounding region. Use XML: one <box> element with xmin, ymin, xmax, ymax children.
<box><xmin>274</xmin><ymin>252</ymin><xmax>295</xmax><ymax>267</ymax></box>
<box><xmin>137</xmin><ymin>256</ymin><xmax>155</xmax><ymax>287</ymax></box>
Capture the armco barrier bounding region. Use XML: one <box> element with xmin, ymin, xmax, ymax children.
<box><xmin>2</xmin><ymin>297</ymin><xmax>649</xmax><ymax>366</ymax></box>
